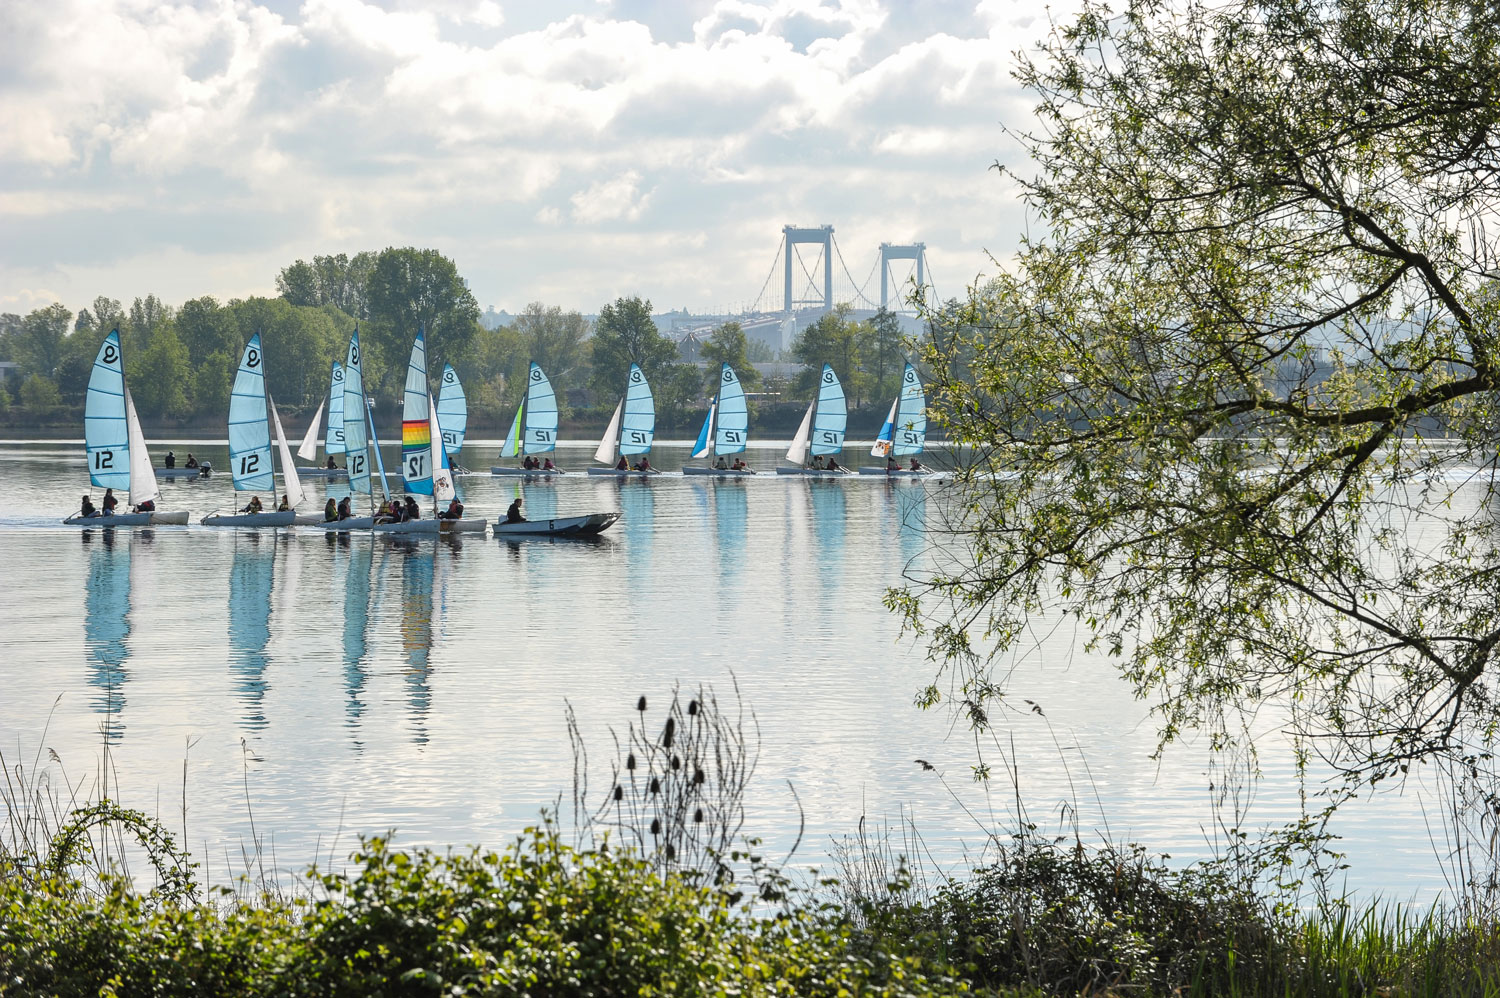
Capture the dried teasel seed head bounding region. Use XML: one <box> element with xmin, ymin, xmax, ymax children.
<box><xmin>613</xmin><ymin>785</ymin><xmax>623</xmax><ymax>801</ymax></box>
<box><xmin>627</xmin><ymin>753</ymin><xmax>636</xmax><ymax>771</ymax></box>
<box><xmin>665</xmin><ymin>843</ymin><xmax>676</xmax><ymax>860</ymax></box>
<box><xmin>651</xmin><ymin>817</ymin><xmax>661</xmax><ymax>836</ymax></box>
<box><xmin>694</xmin><ymin>808</ymin><xmax>704</xmax><ymax>823</ymax></box>
<box><xmin>637</xmin><ymin>696</ymin><xmax>647</xmax><ymax>712</ymax></box>
<box><xmin>693</xmin><ymin>768</ymin><xmax>705</xmax><ymax>785</ymax></box>
<box><xmin>688</xmin><ymin>699</ymin><xmax>698</xmax><ymax>716</ymax></box>
<box><xmin>671</xmin><ymin>755</ymin><xmax>681</xmax><ymax>770</ymax></box>
<box><xmin>649</xmin><ymin>777</ymin><xmax>660</xmax><ymax>794</ymax></box>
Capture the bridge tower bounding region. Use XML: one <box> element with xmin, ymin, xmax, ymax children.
<box><xmin>879</xmin><ymin>242</ymin><xmax>927</xmax><ymax>311</ymax></box>
<box><xmin>783</xmin><ymin>225</ymin><xmax>834</xmax><ymax>314</ymax></box>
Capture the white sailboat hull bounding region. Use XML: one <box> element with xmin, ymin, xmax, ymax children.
<box><xmin>201</xmin><ymin>510</ymin><xmax>298</xmax><ymax>527</ymax></box>
<box><xmin>585</xmin><ymin>468</ymin><xmax>658</xmax><ymax>477</ymax></box>
<box><xmin>295</xmin><ymin>466</ymin><xmax>348</xmax><ymax>478</ymax></box>
<box><xmin>493</xmin><ymin>512</ymin><xmax>619</xmax><ymax>537</ymax></box>
<box><xmin>372</xmin><ymin>518</ymin><xmax>486</xmax><ymax>534</ymax></box>
<box><xmin>857</xmin><ymin>467</ymin><xmax>932</xmax><ymax>477</ymax></box>
<box><xmin>63</xmin><ymin>510</ymin><xmax>189</xmax><ymax>526</ymax></box>
<box><xmin>490</xmin><ymin>466</ymin><xmax>566</xmax><ymax>476</ymax></box>
<box><xmin>682</xmin><ymin>466</ymin><xmax>756</xmax><ymax>476</ymax></box>
<box><xmin>775</xmin><ymin>467</ymin><xmax>852</xmax><ymax>476</ymax></box>
<box><xmin>318</xmin><ymin>516</ymin><xmax>377</xmax><ymax>531</ymax></box>
<box><xmin>157</xmin><ymin>466</ymin><xmax>210</xmax><ymax>479</ymax></box>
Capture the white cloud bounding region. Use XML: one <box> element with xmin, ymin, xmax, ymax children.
<box><xmin>570</xmin><ymin>171</ymin><xmax>651</xmax><ymax>223</ymax></box>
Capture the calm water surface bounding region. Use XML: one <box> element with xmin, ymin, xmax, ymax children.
<box><xmin>0</xmin><ymin>439</ymin><xmax>1458</xmax><ymax>899</ymax></box>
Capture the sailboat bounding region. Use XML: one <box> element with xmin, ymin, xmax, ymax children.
<box><xmin>683</xmin><ymin>363</ymin><xmax>755</xmax><ymax>475</ymax></box>
<box><xmin>319</xmin><ymin>329</ymin><xmax>384</xmax><ymax>530</ymax></box>
<box><xmin>588</xmin><ymin>363</ymin><xmax>657</xmax><ymax>476</ymax></box>
<box><xmin>64</xmin><ymin>329</ymin><xmax>188</xmax><ymax>525</ymax></box>
<box><xmin>436</xmin><ymin>364</ymin><xmax>467</xmax><ymax>471</ymax></box>
<box><xmin>202</xmin><ymin>334</ymin><xmax>308</xmax><ymax>526</ymax></box>
<box><xmin>374</xmin><ymin>330</ymin><xmax>485</xmax><ymax>533</ymax></box>
<box><xmin>859</xmin><ymin>363</ymin><xmax>931</xmax><ymax>475</ymax></box>
<box><xmin>778</xmin><ymin>363</ymin><xmax>850</xmax><ymax>475</ymax></box>
<box><xmin>296</xmin><ymin>360</ymin><xmax>348</xmax><ymax>477</ymax></box>
<box><xmin>491</xmin><ymin>362</ymin><xmax>563</xmax><ymax>475</ymax></box>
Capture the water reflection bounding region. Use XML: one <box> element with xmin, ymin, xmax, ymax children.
<box><xmin>809</xmin><ymin>482</ymin><xmax>847</xmax><ymax>603</ymax></box>
<box><xmin>81</xmin><ymin>528</ymin><xmax>136</xmax><ymax>742</ymax></box>
<box><xmin>393</xmin><ymin>537</ymin><xmax>437</xmax><ymax>745</ymax></box>
<box><xmin>228</xmin><ymin>534</ymin><xmax>274</xmax><ymax>730</ymax></box>
<box><xmin>618</xmin><ymin>479</ymin><xmax>655</xmax><ymax>578</ymax></box>
<box><xmin>712</xmin><ymin>481</ymin><xmax>747</xmax><ymax>586</ymax></box>
<box><xmin>340</xmin><ymin>534</ymin><xmax>373</xmax><ymax>745</ymax></box>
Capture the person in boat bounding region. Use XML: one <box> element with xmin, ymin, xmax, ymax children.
<box><xmin>132</xmin><ymin>498</ymin><xmax>155</xmax><ymax>513</ymax></box>
<box><xmin>542</xmin><ymin>457</ymin><xmax>556</xmax><ymax>472</ymax></box>
<box><xmin>323</xmin><ymin>498</ymin><xmax>338</xmax><ymax>522</ymax></box>
<box><xmin>908</xmin><ymin>457</ymin><xmax>925</xmax><ymax>472</ymax></box>
<box><xmin>810</xmin><ymin>455</ymin><xmax>824</xmax><ymax>470</ymax></box>
<box><xmin>241</xmin><ymin>495</ymin><xmax>263</xmax><ymax>514</ymax></box>
<box><xmin>731</xmin><ymin>457</ymin><xmax>750</xmax><ymax>472</ymax></box>
<box><xmin>825</xmin><ymin>455</ymin><xmax>845</xmax><ymax>472</ymax></box>
<box><xmin>79</xmin><ymin>495</ymin><xmax>97</xmax><ymax>517</ymax></box>
<box><xmin>102</xmin><ymin>488</ymin><xmax>119</xmax><ymax>515</ymax></box>
<box><xmin>615</xmin><ymin>455</ymin><xmax>629</xmax><ymax>471</ymax></box>
<box><xmin>325</xmin><ymin>455</ymin><xmax>338</xmax><ymax>470</ymax></box>
<box><xmin>505</xmin><ymin>495</ymin><xmax>526</xmax><ymax>523</ymax></box>
<box><xmin>714</xmin><ymin>455</ymin><xmax>728</xmax><ymax>470</ymax></box>
<box><xmin>184</xmin><ymin>453</ymin><xmax>199</xmax><ymax>469</ymax></box>
<box><xmin>374</xmin><ymin>498</ymin><xmax>397</xmax><ymax>524</ymax></box>
<box><xmin>276</xmin><ymin>494</ymin><xmax>291</xmax><ymax>512</ymax></box>
<box><xmin>440</xmin><ymin>497</ymin><xmax>465</xmax><ymax>520</ymax></box>
<box><xmin>403</xmin><ymin>496</ymin><xmax>421</xmax><ymax>520</ymax></box>
<box><xmin>164</xmin><ymin>450</ymin><xmax>175</xmax><ymax>468</ymax></box>
<box><xmin>635</xmin><ymin>456</ymin><xmax>652</xmax><ymax>472</ymax></box>
<box><xmin>886</xmin><ymin>454</ymin><xmax>899</xmax><ymax>472</ymax></box>
<box><xmin>336</xmin><ymin>496</ymin><xmax>352</xmax><ymax>521</ymax></box>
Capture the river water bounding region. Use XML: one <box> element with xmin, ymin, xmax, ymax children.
<box><xmin>0</xmin><ymin>438</ymin><xmax>1461</xmax><ymax>901</ymax></box>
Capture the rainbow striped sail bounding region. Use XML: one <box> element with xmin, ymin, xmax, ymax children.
<box><xmin>401</xmin><ymin>329</ymin><xmax>437</xmax><ymax>495</ymax></box>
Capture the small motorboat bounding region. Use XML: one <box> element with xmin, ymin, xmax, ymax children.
<box><xmin>493</xmin><ymin>512</ymin><xmax>619</xmax><ymax>537</ymax></box>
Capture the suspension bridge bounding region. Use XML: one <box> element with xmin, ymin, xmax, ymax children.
<box><xmin>664</xmin><ymin>224</ymin><xmax>939</xmax><ymax>355</ymax></box>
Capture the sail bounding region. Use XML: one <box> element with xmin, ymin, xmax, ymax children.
<box><xmin>714</xmin><ymin>364</ymin><xmax>747</xmax><ymax>455</ymax></box>
<box><xmin>436</xmin><ymin>364</ymin><xmax>467</xmax><ymax>456</ymax></box>
<box><xmin>692</xmin><ymin>398</ymin><xmax>716</xmax><ymax>459</ymax></box>
<box><xmin>500</xmin><ymin>403</ymin><xmax>524</xmax><ymax>458</ymax></box>
<box><xmin>327</xmin><ymin>362</ymin><xmax>346</xmax><ymax>456</ymax></box>
<box><xmin>85</xmin><ymin>330</ymin><xmax>130</xmax><ymax>491</ymax></box>
<box><xmin>343</xmin><ymin>331</ymin><xmax>371</xmax><ymax>495</ymax></box>
<box><xmin>594</xmin><ymin>399</ymin><xmax>623</xmax><ymax>465</ymax></box>
<box><xmin>428</xmin><ymin>391</ymin><xmax>455</xmax><ymax>504</ymax></box>
<box><xmin>368</xmin><ymin>398</ymin><xmax>391</xmax><ymax>503</ymax></box>
<box><xmin>401</xmin><ymin>331</ymin><xmax>436</xmax><ymax>495</ymax></box>
<box><xmin>296</xmin><ymin>398</ymin><xmax>324</xmax><ymax>462</ymax></box>
<box><xmin>620</xmin><ymin>363</ymin><xmax>655</xmax><ymax>455</ymax></box>
<box><xmin>124</xmin><ymin>385</ymin><xmax>158</xmax><ymax>508</ymax></box>
<box><xmin>228</xmin><ymin>334</ymin><xmax>274</xmax><ymax>492</ymax></box>
<box><xmin>810</xmin><ymin>364</ymin><xmax>847</xmax><ymax>455</ymax></box>
<box><xmin>893</xmin><ymin>363</ymin><xmax>927</xmax><ymax>456</ymax></box>
<box><xmin>523</xmin><ymin>362</ymin><xmax>558</xmax><ymax>452</ymax></box>
<box><xmin>785</xmin><ymin>401</ymin><xmax>814</xmax><ymax>465</ymax></box>
<box><xmin>269</xmin><ymin>393</ymin><xmax>305</xmax><ymax>509</ymax></box>
<box><xmin>871</xmin><ymin>398</ymin><xmax>897</xmax><ymax>457</ymax></box>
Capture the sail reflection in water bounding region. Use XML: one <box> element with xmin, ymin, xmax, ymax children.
<box><xmin>82</xmin><ymin>529</ymin><xmax>136</xmax><ymax>741</ymax></box>
<box><xmin>339</xmin><ymin>534</ymin><xmax>373</xmax><ymax>743</ymax></box>
<box><xmin>394</xmin><ymin>537</ymin><xmax>458</xmax><ymax>745</ymax></box>
<box><xmin>228</xmin><ymin>535</ymin><xmax>275</xmax><ymax>730</ymax></box>
<box><xmin>617</xmin><ymin>479</ymin><xmax>655</xmax><ymax>574</ymax></box>
<box><xmin>713</xmin><ymin>482</ymin><xmax>748</xmax><ymax>585</ymax></box>
<box><xmin>809</xmin><ymin>481</ymin><xmax>847</xmax><ymax>601</ymax></box>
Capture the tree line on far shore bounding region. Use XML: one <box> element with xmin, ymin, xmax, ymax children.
<box><xmin>0</xmin><ymin>247</ymin><xmax>930</xmax><ymax>429</ymax></box>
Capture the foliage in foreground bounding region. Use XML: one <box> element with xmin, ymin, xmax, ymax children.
<box><xmin>0</xmin><ymin>818</ymin><xmax>972</xmax><ymax>998</ymax></box>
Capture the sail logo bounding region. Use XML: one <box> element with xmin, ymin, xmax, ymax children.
<box><xmin>103</xmin><ymin>345</ymin><xmax>119</xmax><ymax>364</ymax></box>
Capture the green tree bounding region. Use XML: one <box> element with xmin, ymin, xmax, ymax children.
<box><xmin>700</xmin><ymin>321</ymin><xmax>762</xmax><ymax>394</ymax></box>
<box><xmin>789</xmin><ymin>305</ymin><xmax>863</xmax><ymax>403</ymax></box>
<box><xmin>224</xmin><ymin>298</ymin><xmax>344</xmax><ymax>412</ymax></box>
<box><xmin>18</xmin><ymin>373</ymin><xmax>61</xmax><ymax>414</ymax></box>
<box><xmin>276</xmin><ymin>260</ymin><xmax>319</xmax><ymax>307</ymax></box>
<box><xmin>514</xmin><ymin>302</ymin><xmax>589</xmax><ymax>395</ymax></box>
<box><xmin>897</xmin><ymin>0</ymin><xmax>1500</xmax><ymax>839</ymax></box>
<box><xmin>277</xmin><ymin>253</ymin><xmax>376</xmax><ymax>319</ymax></box>
<box><xmin>861</xmin><ymin>307</ymin><xmax>904</xmax><ymax>403</ymax></box>
<box><xmin>127</xmin><ymin>326</ymin><xmax>192</xmax><ymax>419</ymax></box>
<box><xmin>127</xmin><ymin>295</ymin><xmax>172</xmax><ymax>352</ymax></box>
<box><xmin>10</xmin><ymin>304</ymin><xmax>72</xmax><ymax>378</ymax></box>
<box><xmin>364</xmin><ymin>247</ymin><xmax>480</xmax><ymax>395</ymax></box>
<box><xmin>176</xmin><ymin>296</ymin><xmax>242</xmax><ymax>371</ymax></box>
<box><xmin>590</xmin><ymin>296</ymin><xmax>684</xmax><ymax>408</ymax></box>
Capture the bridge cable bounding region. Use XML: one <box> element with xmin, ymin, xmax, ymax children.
<box><xmin>751</xmin><ymin>238</ymin><xmax>784</xmax><ymax>313</ymax></box>
<box><xmin>831</xmin><ymin>236</ymin><xmax>879</xmax><ymax>308</ymax></box>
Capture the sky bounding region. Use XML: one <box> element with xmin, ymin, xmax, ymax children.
<box><xmin>1</xmin><ymin>0</ymin><xmax>1052</xmax><ymax>319</ymax></box>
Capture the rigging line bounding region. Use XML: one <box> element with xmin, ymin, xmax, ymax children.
<box><xmin>752</xmin><ymin>239</ymin><xmax>784</xmax><ymax>312</ymax></box>
<box><xmin>793</xmin><ymin>244</ymin><xmax>823</xmax><ymax>304</ymax></box>
<box><xmin>832</xmin><ymin>236</ymin><xmax>878</xmax><ymax>308</ymax></box>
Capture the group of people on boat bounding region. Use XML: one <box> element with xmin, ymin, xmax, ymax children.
<box><xmin>76</xmin><ymin>488</ymin><xmax>154</xmax><ymax>517</ymax></box>
<box><xmin>373</xmin><ymin>495</ymin><xmax>423</xmax><ymax>524</ymax></box>
<box><xmin>161</xmin><ymin>451</ymin><xmax>200</xmax><ymax>469</ymax></box>
<box><xmin>808</xmin><ymin>455</ymin><xmax>846</xmax><ymax>472</ymax></box>
<box><xmin>519</xmin><ymin>455</ymin><xmax>558</xmax><ymax>472</ymax></box>
<box><xmin>886</xmin><ymin>455</ymin><xmax>926</xmax><ymax>472</ymax></box>
<box><xmin>713</xmin><ymin>456</ymin><xmax>754</xmax><ymax>472</ymax></box>
<box><xmin>236</xmin><ymin>494</ymin><xmax>293</xmax><ymax>514</ymax></box>
<box><xmin>613</xmin><ymin>455</ymin><xmax>653</xmax><ymax>472</ymax></box>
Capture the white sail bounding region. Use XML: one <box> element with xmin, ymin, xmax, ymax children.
<box><xmin>871</xmin><ymin>398</ymin><xmax>898</xmax><ymax>457</ymax></box>
<box><xmin>124</xmin><ymin>384</ymin><xmax>158</xmax><ymax>508</ymax></box>
<box><xmin>594</xmin><ymin>398</ymin><xmax>623</xmax><ymax>465</ymax></box>
<box><xmin>786</xmin><ymin>401</ymin><xmax>814</xmax><ymax>465</ymax></box>
<box><xmin>428</xmin><ymin>391</ymin><xmax>455</xmax><ymax>504</ymax></box>
<box><xmin>296</xmin><ymin>398</ymin><xmax>325</xmax><ymax>462</ymax></box>
<box><xmin>269</xmin><ymin>393</ymin><xmax>305</xmax><ymax>509</ymax></box>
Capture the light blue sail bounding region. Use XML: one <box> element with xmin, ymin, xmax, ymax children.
<box><xmin>810</xmin><ymin>364</ymin><xmax>846</xmax><ymax>455</ymax></box>
<box><xmin>85</xmin><ymin>330</ymin><xmax>131</xmax><ymax>491</ymax></box>
<box><xmin>691</xmin><ymin>397</ymin><xmax>715</xmax><ymax>459</ymax></box>
<box><xmin>327</xmin><ymin>361</ymin><xmax>346</xmax><ymax>455</ymax></box>
<box><xmin>229</xmin><ymin>334</ymin><xmax>275</xmax><ymax>491</ymax></box>
<box><xmin>523</xmin><ymin>362</ymin><xmax>558</xmax><ymax>453</ymax></box>
<box><xmin>714</xmin><ymin>364</ymin><xmax>747</xmax><ymax>455</ymax></box>
<box><xmin>437</xmin><ymin>364</ymin><xmax>467</xmax><ymax>456</ymax></box>
<box><xmin>620</xmin><ymin>363</ymin><xmax>655</xmax><ymax>455</ymax></box>
<box><xmin>343</xmin><ymin>331</ymin><xmax>371</xmax><ymax>495</ymax></box>
<box><xmin>893</xmin><ymin>363</ymin><xmax>927</xmax><ymax>456</ymax></box>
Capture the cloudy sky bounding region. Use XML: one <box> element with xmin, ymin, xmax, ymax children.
<box><xmin>2</xmin><ymin>0</ymin><xmax>1053</xmax><ymax>318</ymax></box>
